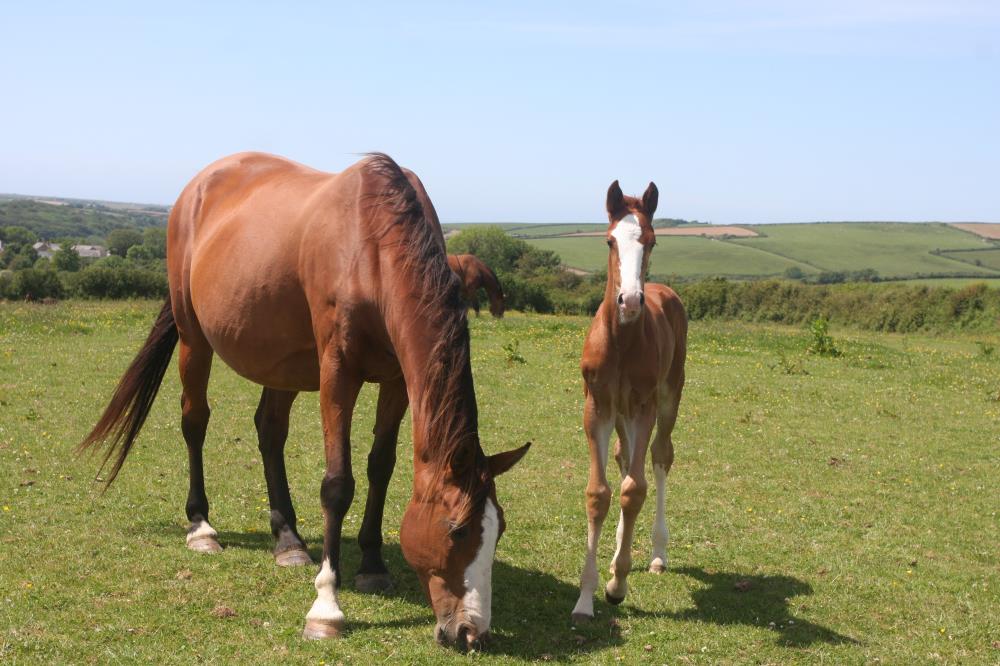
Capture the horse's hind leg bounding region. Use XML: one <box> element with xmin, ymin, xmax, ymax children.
<box><xmin>355</xmin><ymin>377</ymin><xmax>407</xmax><ymax>593</ymax></box>
<box><xmin>255</xmin><ymin>388</ymin><xmax>311</xmax><ymax>566</ymax></box>
<box><xmin>649</xmin><ymin>382</ymin><xmax>681</xmax><ymax>574</ymax></box>
<box><xmin>178</xmin><ymin>339</ymin><xmax>220</xmax><ymax>553</ymax></box>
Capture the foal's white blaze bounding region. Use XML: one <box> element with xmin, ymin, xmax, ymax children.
<box><xmin>610</xmin><ymin>214</ymin><xmax>645</xmax><ymax>299</ymax></box>
<box><xmin>463</xmin><ymin>498</ymin><xmax>500</xmax><ymax>634</ymax></box>
<box><xmin>307</xmin><ymin>559</ymin><xmax>345</xmax><ymax>624</ymax></box>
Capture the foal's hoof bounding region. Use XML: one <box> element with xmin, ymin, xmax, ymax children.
<box><xmin>355</xmin><ymin>572</ymin><xmax>394</xmax><ymax>593</ymax></box>
<box><xmin>187</xmin><ymin>535</ymin><xmax>223</xmax><ymax>554</ymax></box>
<box><xmin>275</xmin><ymin>548</ymin><xmax>313</xmax><ymax>567</ymax></box>
<box><xmin>604</xmin><ymin>590</ymin><xmax>626</xmax><ymax>606</ymax></box>
<box><xmin>570</xmin><ymin>612</ymin><xmax>595</xmax><ymax>625</ymax></box>
<box><xmin>302</xmin><ymin>618</ymin><xmax>344</xmax><ymax>640</ymax></box>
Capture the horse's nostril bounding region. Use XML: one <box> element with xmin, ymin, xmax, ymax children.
<box><xmin>456</xmin><ymin>625</ymin><xmax>470</xmax><ymax>652</ymax></box>
<box><xmin>639</xmin><ymin>293</ymin><xmax>645</xmax><ymax>306</ymax></box>
<box><xmin>617</xmin><ymin>293</ymin><xmax>624</xmax><ymax>305</ymax></box>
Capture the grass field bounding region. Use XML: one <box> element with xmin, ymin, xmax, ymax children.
<box><xmin>502</xmin><ymin>222</ymin><xmax>1000</xmax><ymax>283</ymax></box>
<box><xmin>2</xmin><ymin>301</ymin><xmax>998</xmax><ymax>663</ymax></box>
<box><xmin>528</xmin><ymin>236</ymin><xmax>815</xmax><ymax>279</ymax></box>
<box><xmin>731</xmin><ymin>223</ymin><xmax>1000</xmax><ymax>278</ymax></box>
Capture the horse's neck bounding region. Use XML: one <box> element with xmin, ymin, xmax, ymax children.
<box><xmin>383</xmin><ymin>292</ymin><xmax>480</xmax><ymax>468</ymax></box>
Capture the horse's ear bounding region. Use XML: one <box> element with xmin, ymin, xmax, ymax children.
<box><xmin>642</xmin><ymin>182</ymin><xmax>658</xmax><ymax>217</ymax></box>
<box><xmin>606</xmin><ymin>180</ymin><xmax>624</xmax><ymax>216</ymax></box>
<box><xmin>488</xmin><ymin>442</ymin><xmax>531</xmax><ymax>477</ymax></box>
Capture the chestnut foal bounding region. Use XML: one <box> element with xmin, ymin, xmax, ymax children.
<box><xmin>570</xmin><ymin>181</ymin><xmax>687</xmax><ymax>623</ymax></box>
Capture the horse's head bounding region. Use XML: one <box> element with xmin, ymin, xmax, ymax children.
<box><xmin>400</xmin><ymin>442</ymin><xmax>530</xmax><ymax>651</ymax></box>
<box><xmin>488</xmin><ymin>291</ymin><xmax>505</xmax><ymax>318</ymax></box>
<box><xmin>605</xmin><ymin>180</ymin><xmax>658</xmax><ymax>324</ymax></box>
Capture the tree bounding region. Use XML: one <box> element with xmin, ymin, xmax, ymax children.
<box><xmin>126</xmin><ymin>243</ymin><xmax>157</xmax><ymax>262</ymax></box>
<box><xmin>0</xmin><ymin>225</ymin><xmax>37</xmax><ymax>246</ymax></box>
<box><xmin>142</xmin><ymin>227</ymin><xmax>167</xmax><ymax>258</ymax></box>
<box><xmin>107</xmin><ymin>228</ymin><xmax>143</xmax><ymax>257</ymax></box>
<box><xmin>53</xmin><ymin>245</ymin><xmax>82</xmax><ymax>272</ymax></box>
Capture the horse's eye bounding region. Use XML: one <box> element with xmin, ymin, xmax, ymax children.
<box><xmin>450</xmin><ymin>524</ymin><xmax>469</xmax><ymax>540</ymax></box>
<box><xmin>606</xmin><ymin>239</ymin><xmax>613</xmax><ymax>248</ymax></box>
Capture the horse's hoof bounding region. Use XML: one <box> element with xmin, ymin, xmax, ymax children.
<box><xmin>187</xmin><ymin>535</ymin><xmax>223</xmax><ymax>554</ymax></box>
<box><xmin>649</xmin><ymin>562</ymin><xmax>667</xmax><ymax>574</ymax></box>
<box><xmin>604</xmin><ymin>590</ymin><xmax>626</xmax><ymax>606</ymax></box>
<box><xmin>302</xmin><ymin>618</ymin><xmax>344</xmax><ymax>640</ymax></box>
<box><xmin>570</xmin><ymin>612</ymin><xmax>595</xmax><ymax>624</ymax></box>
<box><xmin>275</xmin><ymin>548</ymin><xmax>313</xmax><ymax>567</ymax></box>
<box><xmin>355</xmin><ymin>573</ymin><xmax>394</xmax><ymax>593</ymax></box>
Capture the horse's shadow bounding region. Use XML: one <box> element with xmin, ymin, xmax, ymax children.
<box><xmin>165</xmin><ymin>523</ymin><xmax>855</xmax><ymax>656</ymax></box>
<box><xmin>652</xmin><ymin>567</ymin><xmax>859</xmax><ymax>647</ymax></box>
<box><xmin>196</xmin><ymin>526</ymin><xmax>622</xmax><ymax>658</ymax></box>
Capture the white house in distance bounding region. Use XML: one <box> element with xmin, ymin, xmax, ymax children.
<box><xmin>32</xmin><ymin>241</ymin><xmax>109</xmax><ymax>259</ymax></box>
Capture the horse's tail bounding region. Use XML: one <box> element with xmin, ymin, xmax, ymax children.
<box><xmin>78</xmin><ymin>297</ymin><xmax>179</xmax><ymax>487</ymax></box>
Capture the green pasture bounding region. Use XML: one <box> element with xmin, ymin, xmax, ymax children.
<box><xmin>1</xmin><ymin>301</ymin><xmax>998</xmax><ymax>663</ymax></box>
<box><xmin>732</xmin><ymin>223</ymin><xmax>999</xmax><ymax>278</ymax></box>
<box><xmin>939</xmin><ymin>248</ymin><xmax>1000</xmax><ymax>272</ymax></box>
<box><xmin>528</xmin><ymin>235</ymin><xmax>815</xmax><ymax>279</ymax></box>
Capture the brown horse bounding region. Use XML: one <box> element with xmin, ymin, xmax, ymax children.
<box><xmin>79</xmin><ymin>152</ymin><xmax>529</xmax><ymax>648</ymax></box>
<box><xmin>570</xmin><ymin>181</ymin><xmax>687</xmax><ymax>623</ymax></box>
<box><xmin>448</xmin><ymin>254</ymin><xmax>505</xmax><ymax>318</ymax></box>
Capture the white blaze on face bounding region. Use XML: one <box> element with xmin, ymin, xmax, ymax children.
<box><xmin>462</xmin><ymin>498</ymin><xmax>500</xmax><ymax>635</ymax></box>
<box><xmin>610</xmin><ymin>215</ymin><xmax>645</xmax><ymax>299</ymax></box>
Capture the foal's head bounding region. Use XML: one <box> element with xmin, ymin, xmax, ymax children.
<box><xmin>605</xmin><ymin>180</ymin><xmax>658</xmax><ymax>324</ymax></box>
<box><xmin>400</xmin><ymin>442</ymin><xmax>530</xmax><ymax>651</ymax></box>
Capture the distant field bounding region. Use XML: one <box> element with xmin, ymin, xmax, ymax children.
<box><xmin>527</xmin><ymin>235</ymin><xmax>815</xmax><ymax>278</ymax></box>
<box><xmin>950</xmin><ymin>223</ymin><xmax>1000</xmax><ymax>240</ymax></box>
<box><xmin>569</xmin><ymin>226</ymin><xmax>758</xmax><ymax>238</ymax></box>
<box><xmin>889</xmin><ymin>277</ymin><xmax>1000</xmax><ymax>288</ymax></box>
<box><xmin>730</xmin><ymin>223</ymin><xmax>1000</xmax><ymax>278</ymax></box>
<box><xmin>939</xmin><ymin>248</ymin><xmax>1000</xmax><ymax>271</ymax></box>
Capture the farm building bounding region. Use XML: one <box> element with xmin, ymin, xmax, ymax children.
<box><xmin>29</xmin><ymin>242</ymin><xmax>108</xmax><ymax>259</ymax></box>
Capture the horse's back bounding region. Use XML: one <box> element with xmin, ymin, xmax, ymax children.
<box><xmin>167</xmin><ymin>153</ymin><xmax>358</xmax><ymax>391</ymax></box>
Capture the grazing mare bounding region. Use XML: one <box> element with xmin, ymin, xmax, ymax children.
<box><xmin>80</xmin><ymin>152</ymin><xmax>529</xmax><ymax>648</ymax></box>
<box><xmin>570</xmin><ymin>180</ymin><xmax>687</xmax><ymax>623</ymax></box>
<box><xmin>448</xmin><ymin>254</ymin><xmax>505</xmax><ymax>318</ymax></box>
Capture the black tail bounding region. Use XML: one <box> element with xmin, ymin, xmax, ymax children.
<box><xmin>78</xmin><ymin>298</ymin><xmax>178</xmax><ymax>487</ymax></box>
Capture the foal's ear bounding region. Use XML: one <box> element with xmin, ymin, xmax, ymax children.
<box><xmin>606</xmin><ymin>180</ymin><xmax>624</xmax><ymax>216</ymax></box>
<box><xmin>488</xmin><ymin>442</ymin><xmax>531</xmax><ymax>477</ymax></box>
<box><xmin>642</xmin><ymin>182</ymin><xmax>658</xmax><ymax>217</ymax></box>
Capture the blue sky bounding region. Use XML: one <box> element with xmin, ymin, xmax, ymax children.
<box><xmin>1</xmin><ymin>1</ymin><xmax>997</xmax><ymax>223</ymax></box>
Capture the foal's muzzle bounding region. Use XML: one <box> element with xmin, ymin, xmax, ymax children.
<box><xmin>436</xmin><ymin>621</ymin><xmax>490</xmax><ymax>652</ymax></box>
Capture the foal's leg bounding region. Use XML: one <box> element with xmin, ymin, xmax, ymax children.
<box><xmin>254</xmin><ymin>388</ymin><xmax>311</xmax><ymax>566</ymax></box>
<box><xmin>356</xmin><ymin>377</ymin><xmax>408</xmax><ymax>593</ymax></box>
<box><xmin>571</xmin><ymin>395</ymin><xmax>614</xmax><ymax>623</ymax></box>
<box><xmin>649</xmin><ymin>382</ymin><xmax>681</xmax><ymax>574</ymax></box>
<box><xmin>605</xmin><ymin>407</ymin><xmax>656</xmax><ymax>604</ymax></box>
<box><xmin>606</xmin><ymin>417</ymin><xmax>635</xmax><ymax>600</ymax></box>
<box><xmin>178</xmin><ymin>339</ymin><xmax>220</xmax><ymax>553</ymax></box>
<box><xmin>303</xmin><ymin>353</ymin><xmax>362</xmax><ymax>640</ymax></box>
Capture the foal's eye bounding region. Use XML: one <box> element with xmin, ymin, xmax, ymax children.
<box><xmin>449</xmin><ymin>524</ymin><xmax>469</xmax><ymax>540</ymax></box>
<box><xmin>606</xmin><ymin>239</ymin><xmax>613</xmax><ymax>248</ymax></box>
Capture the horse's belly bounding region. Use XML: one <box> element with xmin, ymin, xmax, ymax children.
<box><xmin>189</xmin><ymin>255</ymin><xmax>320</xmax><ymax>391</ymax></box>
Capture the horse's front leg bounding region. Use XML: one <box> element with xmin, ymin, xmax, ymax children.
<box><xmin>605</xmin><ymin>405</ymin><xmax>656</xmax><ymax>605</ymax></box>
<box><xmin>356</xmin><ymin>376</ymin><xmax>408</xmax><ymax>593</ymax></box>
<box><xmin>303</xmin><ymin>351</ymin><xmax>362</xmax><ymax>640</ymax></box>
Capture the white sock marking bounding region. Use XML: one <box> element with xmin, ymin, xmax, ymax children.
<box><xmin>306</xmin><ymin>559</ymin><xmax>345</xmax><ymax>624</ymax></box>
<box><xmin>651</xmin><ymin>463</ymin><xmax>669</xmax><ymax>567</ymax></box>
<box><xmin>462</xmin><ymin>498</ymin><xmax>499</xmax><ymax>634</ymax></box>
<box><xmin>186</xmin><ymin>520</ymin><xmax>217</xmax><ymax>544</ymax></box>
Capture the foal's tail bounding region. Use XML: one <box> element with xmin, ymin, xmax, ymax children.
<box><xmin>78</xmin><ymin>297</ymin><xmax>179</xmax><ymax>487</ymax></box>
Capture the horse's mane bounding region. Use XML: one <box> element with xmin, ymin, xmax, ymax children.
<box><xmin>361</xmin><ymin>153</ymin><xmax>489</xmax><ymax>527</ymax></box>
